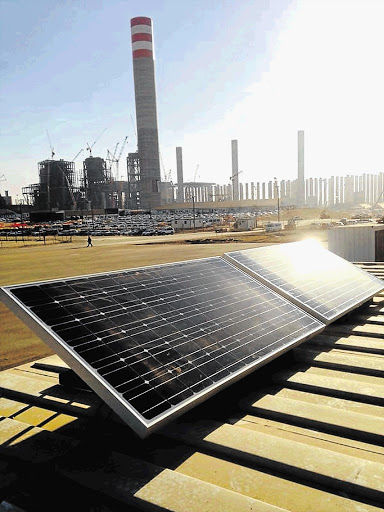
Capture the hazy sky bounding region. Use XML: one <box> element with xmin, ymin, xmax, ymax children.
<box><xmin>2</xmin><ymin>0</ymin><xmax>384</xmax><ymax>199</ymax></box>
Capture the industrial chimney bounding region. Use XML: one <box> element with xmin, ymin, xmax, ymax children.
<box><xmin>297</xmin><ymin>130</ymin><xmax>305</xmax><ymax>206</ymax></box>
<box><xmin>231</xmin><ymin>140</ymin><xmax>239</xmax><ymax>201</ymax></box>
<box><xmin>130</xmin><ymin>16</ymin><xmax>161</xmax><ymax>210</ymax></box>
<box><xmin>176</xmin><ymin>147</ymin><xmax>184</xmax><ymax>203</ymax></box>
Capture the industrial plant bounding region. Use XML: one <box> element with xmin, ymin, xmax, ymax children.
<box><xmin>2</xmin><ymin>16</ymin><xmax>384</xmax><ymax>217</ymax></box>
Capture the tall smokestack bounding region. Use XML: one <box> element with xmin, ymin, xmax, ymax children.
<box><xmin>131</xmin><ymin>16</ymin><xmax>161</xmax><ymax>209</ymax></box>
<box><xmin>231</xmin><ymin>140</ymin><xmax>239</xmax><ymax>201</ymax></box>
<box><xmin>297</xmin><ymin>130</ymin><xmax>305</xmax><ymax>206</ymax></box>
<box><xmin>176</xmin><ymin>147</ymin><xmax>184</xmax><ymax>203</ymax></box>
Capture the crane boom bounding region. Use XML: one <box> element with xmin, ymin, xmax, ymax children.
<box><xmin>115</xmin><ymin>136</ymin><xmax>128</xmax><ymax>179</ymax></box>
<box><xmin>86</xmin><ymin>128</ymin><xmax>107</xmax><ymax>156</ymax></box>
<box><xmin>193</xmin><ymin>164</ymin><xmax>199</xmax><ymax>182</ymax></box>
<box><xmin>117</xmin><ymin>136</ymin><xmax>128</xmax><ymax>161</ymax></box>
<box><xmin>230</xmin><ymin>170</ymin><xmax>243</xmax><ymax>180</ymax></box>
<box><xmin>46</xmin><ymin>130</ymin><xmax>55</xmax><ymax>159</ymax></box>
<box><xmin>71</xmin><ymin>149</ymin><xmax>84</xmax><ymax>162</ymax></box>
<box><xmin>112</xmin><ymin>142</ymin><xmax>120</xmax><ymax>160</ymax></box>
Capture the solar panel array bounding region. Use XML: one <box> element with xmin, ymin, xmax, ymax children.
<box><xmin>1</xmin><ymin>256</ymin><xmax>324</xmax><ymax>438</ymax></box>
<box><xmin>224</xmin><ymin>240</ymin><xmax>384</xmax><ymax>323</ymax></box>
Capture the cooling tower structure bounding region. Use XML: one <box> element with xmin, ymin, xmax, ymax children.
<box><xmin>83</xmin><ymin>156</ymin><xmax>112</xmax><ymax>209</ymax></box>
<box><xmin>129</xmin><ymin>16</ymin><xmax>161</xmax><ymax>210</ymax></box>
<box><xmin>176</xmin><ymin>146</ymin><xmax>184</xmax><ymax>203</ymax></box>
<box><xmin>297</xmin><ymin>130</ymin><xmax>305</xmax><ymax>206</ymax></box>
<box><xmin>27</xmin><ymin>159</ymin><xmax>77</xmax><ymax>211</ymax></box>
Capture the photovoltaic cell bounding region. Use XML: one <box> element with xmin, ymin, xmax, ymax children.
<box><xmin>224</xmin><ymin>240</ymin><xmax>384</xmax><ymax>324</ymax></box>
<box><xmin>1</xmin><ymin>257</ymin><xmax>324</xmax><ymax>437</ymax></box>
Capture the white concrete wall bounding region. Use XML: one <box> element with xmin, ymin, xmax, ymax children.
<box><xmin>328</xmin><ymin>226</ymin><xmax>382</xmax><ymax>261</ymax></box>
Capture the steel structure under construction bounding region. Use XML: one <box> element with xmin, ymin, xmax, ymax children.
<box><xmin>83</xmin><ymin>156</ymin><xmax>117</xmax><ymax>209</ymax></box>
<box><xmin>127</xmin><ymin>152</ymin><xmax>141</xmax><ymax>209</ymax></box>
<box><xmin>23</xmin><ymin>159</ymin><xmax>78</xmax><ymax>210</ymax></box>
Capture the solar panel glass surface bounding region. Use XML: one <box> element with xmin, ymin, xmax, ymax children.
<box><xmin>2</xmin><ymin>256</ymin><xmax>324</xmax><ymax>437</ymax></box>
<box><xmin>224</xmin><ymin>240</ymin><xmax>384</xmax><ymax>323</ymax></box>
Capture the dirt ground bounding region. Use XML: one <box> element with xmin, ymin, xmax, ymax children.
<box><xmin>0</xmin><ymin>228</ymin><xmax>327</xmax><ymax>370</ymax></box>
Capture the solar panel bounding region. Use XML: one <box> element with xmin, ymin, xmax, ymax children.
<box><xmin>1</xmin><ymin>257</ymin><xmax>324</xmax><ymax>438</ymax></box>
<box><xmin>224</xmin><ymin>240</ymin><xmax>384</xmax><ymax>324</ymax></box>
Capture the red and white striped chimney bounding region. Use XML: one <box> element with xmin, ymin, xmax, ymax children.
<box><xmin>129</xmin><ymin>16</ymin><xmax>161</xmax><ymax>209</ymax></box>
<box><xmin>131</xmin><ymin>17</ymin><xmax>153</xmax><ymax>59</ymax></box>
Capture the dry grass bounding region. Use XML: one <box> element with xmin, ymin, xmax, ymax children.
<box><xmin>0</xmin><ymin>228</ymin><xmax>326</xmax><ymax>370</ymax></box>
<box><xmin>0</xmin><ymin>235</ymin><xmax>258</xmax><ymax>370</ymax></box>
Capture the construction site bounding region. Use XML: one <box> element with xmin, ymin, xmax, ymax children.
<box><xmin>2</xmin><ymin>16</ymin><xmax>384</xmax><ymax>220</ymax></box>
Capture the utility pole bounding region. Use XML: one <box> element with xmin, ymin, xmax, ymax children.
<box><xmin>186</xmin><ymin>190</ymin><xmax>196</xmax><ymax>232</ymax></box>
<box><xmin>251</xmin><ymin>184</ymin><xmax>258</xmax><ymax>227</ymax></box>
<box><xmin>192</xmin><ymin>194</ymin><xmax>196</xmax><ymax>231</ymax></box>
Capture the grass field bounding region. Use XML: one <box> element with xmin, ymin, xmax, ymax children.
<box><xmin>0</xmin><ymin>229</ymin><xmax>326</xmax><ymax>370</ymax></box>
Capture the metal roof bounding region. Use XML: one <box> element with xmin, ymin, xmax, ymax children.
<box><xmin>1</xmin><ymin>263</ymin><xmax>384</xmax><ymax>511</ymax></box>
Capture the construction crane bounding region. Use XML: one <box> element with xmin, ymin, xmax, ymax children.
<box><xmin>115</xmin><ymin>136</ymin><xmax>128</xmax><ymax>180</ymax></box>
<box><xmin>46</xmin><ymin>130</ymin><xmax>55</xmax><ymax>159</ymax></box>
<box><xmin>193</xmin><ymin>164</ymin><xmax>200</xmax><ymax>182</ymax></box>
<box><xmin>71</xmin><ymin>149</ymin><xmax>84</xmax><ymax>162</ymax></box>
<box><xmin>159</xmin><ymin>152</ymin><xmax>174</xmax><ymax>185</ymax></box>
<box><xmin>86</xmin><ymin>128</ymin><xmax>107</xmax><ymax>157</ymax></box>
<box><xmin>164</xmin><ymin>169</ymin><xmax>172</xmax><ymax>182</ymax></box>
<box><xmin>106</xmin><ymin>149</ymin><xmax>115</xmax><ymax>167</ymax></box>
<box><xmin>105</xmin><ymin>141</ymin><xmax>119</xmax><ymax>177</ymax></box>
<box><xmin>159</xmin><ymin>152</ymin><xmax>168</xmax><ymax>182</ymax></box>
<box><xmin>112</xmin><ymin>141</ymin><xmax>120</xmax><ymax>161</ymax></box>
<box><xmin>130</xmin><ymin>114</ymin><xmax>137</xmax><ymax>145</ymax></box>
<box><xmin>230</xmin><ymin>170</ymin><xmax>243</xmax><ymax>181</ymax></box>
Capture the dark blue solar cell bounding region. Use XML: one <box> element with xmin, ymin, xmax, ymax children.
<box><xmin>31</xmin><ymin>304</ymin><xmax>74</xmax><ymax>326</ymax></box>
<box><xmin>130</xmin><ymin>388</ymin><xmax>166</xmax><ymax>412</ymax></box>
<box><xmin>2</xmin><ymin>256</ymin><xmax>325</xmax><ymax>438</ymax></box>
<box><xmin>55</xmin><ymin>323</ymin><xmax>94</xmax><ymax>342</ymax></box>
<box><xmin>12</xmin><ymin>286</ymin><xmax>51</xmax><ymax>307</ymax></box>
<box><xmin>224</xmin><ymin>241</ymin><xmax>384</xmax><ymax>324</ymax></box>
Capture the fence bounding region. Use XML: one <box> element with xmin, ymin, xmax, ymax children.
<box><xmin>0</xmin><ymin>234</ymin><xmax>73</xmax><ymax>248</ymax></box>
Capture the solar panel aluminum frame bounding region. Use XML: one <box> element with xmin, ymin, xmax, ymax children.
<box><xmin>0</xmin><ymin>259</ymin><xmax>325</xmax><ymax>438</ymax></box>
<box><xmin>223</xmin><ymin>242</ymin><xmax>384</xmax><ymax>324</ymax></box>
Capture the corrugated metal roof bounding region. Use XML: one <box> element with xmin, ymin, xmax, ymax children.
<box><xmin>1</xmin><ymin>264</ymin><xmax>384</xmax><ymax>511</ymax></box>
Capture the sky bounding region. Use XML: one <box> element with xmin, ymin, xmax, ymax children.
<box><xmin>2</xmin><ymin>0</ymin><xmax>384</xmax><ymax>200</ymax></box>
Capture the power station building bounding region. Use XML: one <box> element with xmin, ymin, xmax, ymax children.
<box><xmin>23</xmin><ymin>156</ymin><xmax>124</xmax><ymax>212</ymax></box>
<box><xmin>82</xmin><ymin>156</ymin><xmax>120</xmax><ymax>209</ymax></box>
<box><xmin>127</xmin><ymin>16</ymin><xmax>162</xmax><ymax>210</ymax></box>
<box><xmin>19</xmin><ymin>15</ymin><xmax>384</xmax><ymax>215</ymax></box>
<box><xmin>23</xmin><ymin>159</ymin><xmax>78</xmax><ymax>211</ymax></box>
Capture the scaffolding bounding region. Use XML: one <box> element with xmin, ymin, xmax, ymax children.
<box><xmin>22</xmin><ymin>183</ymin><xmax>40</xmax><ymax>207</ymax></box>
<box><xmin>23</xmin><ymin>160</ymin><xmax>77</xmax><ymax>210</ymax></box>
<box><xmin>127</xmin><ymin>152</ymin><xmax>141</xmax><ymax>209</ymax></box>
<box><xmin>83</xmin><ymin>156</ymin><xmax>114</xmax><ymax>209</ymax></box>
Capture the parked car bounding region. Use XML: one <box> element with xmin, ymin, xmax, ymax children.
<box><xmin>157</xmin><ymin>227</ymin><xmax>175</xmax><ymax>235</ymax></box>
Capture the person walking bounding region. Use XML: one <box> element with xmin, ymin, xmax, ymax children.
<box><xmin>87</xmin><ymin>235</ymin><xmax>93</xmax><ymax>247</ymax></box>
